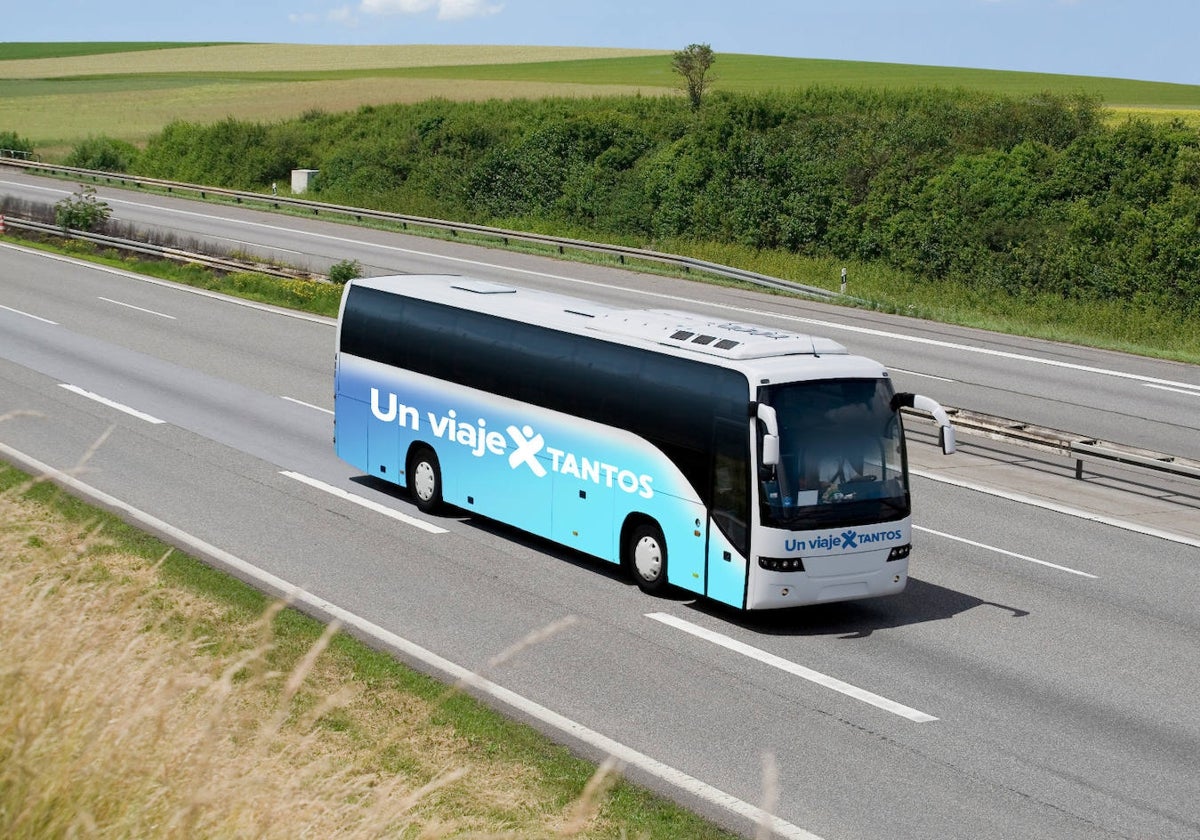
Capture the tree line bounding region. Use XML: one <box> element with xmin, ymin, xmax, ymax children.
<box><xmin>30</xmin><ymin>86</ymin><xmax>1200</xmax><ymax>316</ymax></box>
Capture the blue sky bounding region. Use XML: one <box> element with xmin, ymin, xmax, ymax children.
<box><xmin>8</xmin><ymin>0</ymin><xmax>1200</xmax><ymax>86</ymax></box>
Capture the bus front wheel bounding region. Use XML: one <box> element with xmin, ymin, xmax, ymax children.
<box><xmin>408</xmin><ymin>446</ymin><xmax>442</xmax><ymax>513</ymax></box>
<box><xmin>628</xmin><ymin>522</ymin><xmax>668</xmax><ymax>594</ymax></box>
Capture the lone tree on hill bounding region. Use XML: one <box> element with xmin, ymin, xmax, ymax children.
<box><xmin>672</xmin><ymin>43</ymin><xmax>716</xmax><ymax>110</ymax></box>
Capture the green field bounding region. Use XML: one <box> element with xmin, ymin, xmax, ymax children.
<box><xmin>3</xmin><ymin>43</ymin><xmax>1199</xmax><ymax>152</ymax></box>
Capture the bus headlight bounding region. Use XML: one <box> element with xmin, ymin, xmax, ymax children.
<box><xmin>887</xmin><ymin>544</ymin><xmax>912</xmax><ymax>562</ymax></box>
<box><xmin>758</xmin><ymin>556</ymin><xmax>805</xmax><ymax>572</ymax></box>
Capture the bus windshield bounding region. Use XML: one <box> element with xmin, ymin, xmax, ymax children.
<box><xmin>759</xmin><ymin>378</ymin><xmax>909</xmax><ymax>529</ymax></box>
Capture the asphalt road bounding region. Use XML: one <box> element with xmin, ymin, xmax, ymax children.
<box><xmin>2</xmin><ymin>184</ymin><xmax>1200</xmax><ymax>839</ymax></box>
<box><xmin>4</xmin><ymin>170</ymin><xmax>1200</xmax><ymax>456</ymax></box>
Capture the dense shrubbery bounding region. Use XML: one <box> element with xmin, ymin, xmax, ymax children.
<box><xmin>63</xmin><ymin>135</ymin><xmax>139</xmax><ymax>172</ymax></box>
<box><xmin>0</xmin><ymin>130</ymin><xmax>35</xmax><ymax>157</ymax></box>
<box><xmin>114</xmin><ymin>88</ymin><xmax>1200</xmax><ymax>316</ymax></box>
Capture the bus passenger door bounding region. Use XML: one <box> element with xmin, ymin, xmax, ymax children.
<box><xmin>706</xmin><ymin>419</ymin><xmax>751</xmax><ymax>608</ymax></box>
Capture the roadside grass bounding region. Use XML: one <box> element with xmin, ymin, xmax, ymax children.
<box><xmin>0</xmin><ymin>459</ymin><xmax>739</xmax><ymax>839</ymax></box>
<box><xmin>651</xmin><ymin>240</ymin><xmax>1200</xmax><ymax>364</ymax></box>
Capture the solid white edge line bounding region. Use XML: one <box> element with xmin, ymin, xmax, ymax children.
<box><xmin>281</xmin><ymin>395</ymin><xmax>334</xmax><ymax>415</ymax></box>
<box><xmin>281</xmin><ymin>470</ymin><xmax>448</xmax><ymax>534</ymax></box>
<box><xmin>888</xmin><ymin>367</ymin><xmax>956</xmax><ymax>383</ymax></box>
<box><xmin>98</xmin><ymin>296</ymin><xmax>177</xmax><ymax>319</ymax></box>
<box><xmin>913</xmin><ymin>525</ymin><xmax>1098</xmax><ymax>579</ymax></box>
<box><xmin>58</xmin><ymin>383</ymin><xmax>165</xmax><ymax>424</ymax></box>
<box><xmin>647</xmin><ymin>612</ymin><xmax>938</xmax><ymax>724</ymax></box>
<box><xmin>0</xmin><ymin>303</ymin><xmax>58</xmax><ymax>325</ymax></box>
<box><xmin>910</xmin><ymin>468</ymin><xmax>1200</xmax><ymax>550</ymax></box>
<box><xmin>0</xmin><ymin>440</ymin><xmax>822</xmax><ymax>840</ymax></box>
<box><xmin>1143</xmin><ymin>383</ymin><xmax>1200</xmax><ymax>397</ymax></box>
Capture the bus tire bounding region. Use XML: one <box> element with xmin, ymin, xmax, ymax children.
<box><xmin>408</xmin><ymin>446</ymin><xmax>442</xmax><ymax>514</ymax></box>
<box><xmin>628</xmin><ymin>521</ymin><xmax>668</xmax><ymax>594</ymax></box>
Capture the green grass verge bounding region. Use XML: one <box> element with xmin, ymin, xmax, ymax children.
<box><xmin>653</xmin><ymin>241</ymin><xmax>1200</xmax><ymax>364</ymax></box>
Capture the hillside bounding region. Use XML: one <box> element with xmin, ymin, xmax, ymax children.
<box><xmin>3</xmin><ymin>44</ymin><xmax>1199</xmax><ymax>151</ymax></box>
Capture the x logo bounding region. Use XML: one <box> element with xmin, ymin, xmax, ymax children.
<box><xmin>840</xmin><ymin>530</ymin><xmax>859</xmax><ymax>549</ymax></box>
<box><xmin>506</xmin><ymin>424</ymin><xmax>547</xmax><ymax>477</ymax></box>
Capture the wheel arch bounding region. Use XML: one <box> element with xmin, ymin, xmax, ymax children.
<box><xmin>619</xmin><ymin>512</ymin><xmax>659</xmax><ymax>568</ymax></box>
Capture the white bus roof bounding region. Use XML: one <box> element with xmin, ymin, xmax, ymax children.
<box><xmin>351</xmin><ymin>274</ymin><xmax>887</xmax><ymax>381</ymax></box>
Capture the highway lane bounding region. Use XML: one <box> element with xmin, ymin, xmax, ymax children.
<box><xmin>3</xmin><ymin>243</ymin><xmax>1200</xmax><ymax>839</ymax></box>
<box><xmin>3</xmin><ymin>170</ymin><xmax>1200</xmax><ymax>457</ymax></box>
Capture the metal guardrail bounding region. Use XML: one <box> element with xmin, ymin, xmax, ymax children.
<box><xmin>0</xmin><ymin>148</ymin><xmax>40</xmax><ymax>162</ymax></box>
<box><xmin>0</xmin><ymin>217</ymin><xmax>315</xmax><ymax>280</ymax></box>
<box><xmin>0</xmin><ymin>158</ymin><xmax>845</xmax><ymax>301</ymax></box>
<box><xmin>3</xmin><ymin>160</ymin><xmax>1196</xmax><ymax>486</ymax></box>
<box><xmin>905</xmin><ymin>407</ymin><xmax>1200</xmax><ymax>483</ymax></box>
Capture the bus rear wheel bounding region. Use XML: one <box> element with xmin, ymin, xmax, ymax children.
<box><xmin>628</xmin><ymin>522</ymin><xmax>668</xmax><ymax>594</ymax></box>
<box><xmin>408</xmin><ymin>446</ymin><xmax>442</xmax><ymax>513</ymax></box>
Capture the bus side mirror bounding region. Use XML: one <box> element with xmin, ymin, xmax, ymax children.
<box><xmin>754</xmin><ymin>402</ymin><xmax>781</xmax><ymax>467</ymax></box>
<box><xmin>762</xmin><ymin>434</ymin><xmax>780</xmax><ymax>467</ymax></box>
<box><xmin>940</xmin><ymin>424</ymin><xmax>956</xmax><ymax>456</ymax></box>
<box><xmin>892</xmin><ymin>392</ymin><xmax>956</xmax><ymax>455</ymax></box>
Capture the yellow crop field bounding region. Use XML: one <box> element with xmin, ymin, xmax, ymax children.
<box><xmin>1106</xmin><ymin>106</ymin><xmax>1200</xmax><ymax>129</ymax></box>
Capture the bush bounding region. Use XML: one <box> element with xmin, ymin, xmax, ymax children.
<box><xmin>328</xmin><ymin>259</ymin><xmax>362</xmax><ymax>284</ymax></box>
<box><xmin>65</xmin><ymin>135</ymin><xmax>139</xmax><ymax>172</ymax></box>
<box><xmin>127</xmin><ymin>88</ymin><xmax>1200</xmax><ymax>315</ymax></box>
<box><xmin>0</xmin><ymin>130</ymin><xmax>35</xmax><ymax>158</ymax></box>
<box><xmin>54</xmin><ymin>185</ymin><xmax>111</xmax><ymax>232</ymax></box>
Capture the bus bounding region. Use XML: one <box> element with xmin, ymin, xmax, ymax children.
<box><xmin>334</xmin><ymin>274</ymin><xmax>956</xmax><ymax>610</ymax></box>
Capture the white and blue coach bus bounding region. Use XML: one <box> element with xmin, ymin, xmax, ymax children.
<box><xmin>334</xmin><ymin>275</ymin><xmax>955</xmax><ymax>610</ymax></box>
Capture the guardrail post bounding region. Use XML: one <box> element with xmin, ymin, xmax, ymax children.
<box><xmin>1075</xmin><ymin>459</ymin><xmax>1084</xmax><ymax>480</ymax></box>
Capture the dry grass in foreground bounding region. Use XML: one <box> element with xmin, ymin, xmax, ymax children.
<box><xmin>0</xmin><ymin>468</ymin><xmax>699</xmax><ymax>839</ymax></box>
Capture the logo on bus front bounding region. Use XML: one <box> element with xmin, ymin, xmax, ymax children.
<box><xmin>371</xmin><ymin>388</ymin><xmax>654</xmax><ymax>498</ymax></box>
<box><xmin>786</xmin><ymin>528</ymin><xmax>904</xmax><ymax>553</ymax></box>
